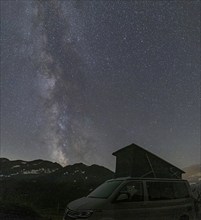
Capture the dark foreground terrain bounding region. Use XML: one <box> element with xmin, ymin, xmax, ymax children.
<box><xmin>1</xmin><ymin>203</ymin><xmax>200</xmax><ymax>220</ymax></box>
<box><xmin>0</xmin><ymin>158</ymin><xmax>200</xmax><ymax>219</ymax></box>
<box><xmin>0</xmin><ymin>202</ymin><xmax>45</xmax><ymax>220</ymax></box>
<box><xmin>0</xmin><ymin>158</ymin><xmax>114</xmax><ymax>219</ymax></box>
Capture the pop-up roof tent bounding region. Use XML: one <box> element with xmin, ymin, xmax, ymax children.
<box><xmin>112</xmin><ymin>143</ymin><xmax>185</xmax><ymax>179</ymax></box>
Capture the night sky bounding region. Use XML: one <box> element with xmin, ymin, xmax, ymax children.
<box><xmin>1</xmin><ymin>0</ymin><xmax>200</xmax><ymax>170</ymax></box>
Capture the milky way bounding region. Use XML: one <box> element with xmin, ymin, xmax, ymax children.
<box><xmin>1</xmin><ymin>0</ymin><xmax>200</xmax><ymax>169</ymax></box>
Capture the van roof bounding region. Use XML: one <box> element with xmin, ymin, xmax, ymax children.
<box><xmin>113</xmin><ymin>143</ymin><xmax>185</xmax><ymax>176</ymax></box>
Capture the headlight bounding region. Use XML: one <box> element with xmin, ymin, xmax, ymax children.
<box><xmin>64</xmin><ymin>207</ymin><xmax>93</xmax><ymax>219</ymax></box>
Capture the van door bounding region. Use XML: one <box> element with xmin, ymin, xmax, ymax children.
<box><xmin>145</xmin><ymin>181</ymin><xmax>195</xmax><ymax>220</ymax></box>
<box><xmin>112</xmin><ymin>181</ymin><xmax>147</xmax><ymax>220</ymax></box>
<box><xmin>145</xmin><ymin>181</ymin><xmax>176</xmax><ymax>219</ymax></box>
<box><xmin>144</xmin><ymin>199</ymin><xmax>195</xmax><ymax>220</ymax></box>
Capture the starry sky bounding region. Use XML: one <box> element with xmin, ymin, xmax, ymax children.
<box><xmin>1</xmin><ymin>0</ymin><xmax>200</xmax><ymax>170</ymax></box>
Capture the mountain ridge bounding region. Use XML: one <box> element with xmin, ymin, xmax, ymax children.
<box><xmin>0</xmin><ymin>158</ymin><xmax>114</xmax><ymax>182</ymax></box>
<box><xmin>1</xmin><ymin>157</ymin><xmax>200</xmax><ymax>183</ymax></box>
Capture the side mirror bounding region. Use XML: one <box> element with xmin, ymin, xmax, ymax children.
<box><xmin>116</xmin><ymin>193</ymin><xmax>129</xmax><ymax>202</ymax></box>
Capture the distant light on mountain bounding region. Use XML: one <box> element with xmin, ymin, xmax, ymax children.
<box><xmin>183</xmin><ymin>164</ymin><xmax>201</xmax><ymax>183</ymax></box>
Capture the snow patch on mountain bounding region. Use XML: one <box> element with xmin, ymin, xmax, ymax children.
<box><xmin>11</xmin><ymin>165</ymin><xmax>21</xmax><ymax>169</ymax></box>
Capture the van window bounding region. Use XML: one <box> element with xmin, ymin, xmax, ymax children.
<box><xmin>88</xmin><ymin>180</ymin><xmax>122</xmax><ymax>199</ymax></box>
<box><xmin>147</xmin><ymin>181</ymin><xmax>190</xmax><ymax>201</ymax></box>
<box><xmin>118</xmin><ymin>181</ymin><xmax>144</xmax><ymax>202</ymax></box>
<box><xmin>173</xmin><ymin>182</ymin><xmax>189</xmax><ymax>199</ymax></box>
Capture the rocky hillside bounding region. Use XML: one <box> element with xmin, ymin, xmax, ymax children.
<box><xmin>0</xmin><ymin>158</ymin><xmax>114</xmax><ymax>212</ymax></box>
<box><xmin>0</xmin><ymin>158</ymin><xmax>114</xmax><ymax>182</ymax></box>
<box><xmin>47</xmin><ymin>163</ymin><xmax>114</xmax><ymax>184</ymax></box>
<box><xmin>0</xmin><ymin>158</ymin><xmax>62</xmax><ymax>178</ymax></box>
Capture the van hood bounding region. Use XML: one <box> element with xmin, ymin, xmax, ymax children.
<box><xmin>68</xmin><ymin>197</ymin><xmax>108</xmax><ymax>210</ymax></box>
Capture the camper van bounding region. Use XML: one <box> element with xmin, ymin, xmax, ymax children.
<box><xmin>63</xmin><ymin>177</ymin><xmax>196</xmax><ymax>220</ymax></box>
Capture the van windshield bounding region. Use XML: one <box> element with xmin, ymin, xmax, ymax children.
<box><xmin>88</xmin><ymin>180</ymin><xmax>122</xmax><ymax>199</ymax></box>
